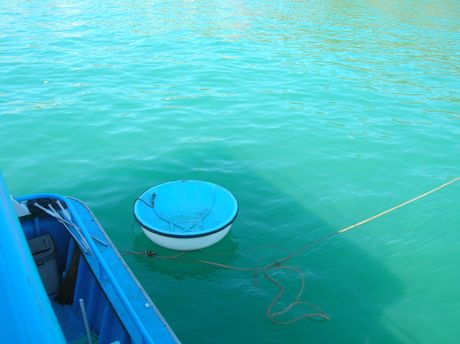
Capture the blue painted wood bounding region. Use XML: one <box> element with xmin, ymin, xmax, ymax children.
<box><xmin>67</xmin><ymin>197</ymin><xmax>179</xmax><ymax>343</ymax></box>
<box><xmin>1</xmin><ymin>175</ymin><xmax>179</xmax><ymax>343</ymax></box>
<box><xmin>0</xmin><ymin>175</ymin><xmax>66</xmax><ymax>343</ymax></box>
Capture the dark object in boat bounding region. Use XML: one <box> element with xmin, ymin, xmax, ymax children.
<box><xmin>55</xmin><ymin>244</ymin><xmax>81</xmax><ymax>305</ymax></box>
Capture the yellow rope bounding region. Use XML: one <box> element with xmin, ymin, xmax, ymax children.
<box><xmin>337</xmin><ymin>176</ymin><xmax>460</xmax><ymax>234</ymax></box>
<box><xmin>276</xmin><ymin>176</ymin><xmax>460</xmax><ymax>265</ymax></box>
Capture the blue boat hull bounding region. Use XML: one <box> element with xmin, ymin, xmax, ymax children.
<box><xmin>0</xmin><ymin>176</ymin><xmax>179</xmax><ymax>343</ymax></box>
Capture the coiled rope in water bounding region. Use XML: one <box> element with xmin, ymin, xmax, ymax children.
<box><xmin>124</xmin><ymin>176</ymin><xmax>459</xmax><ymax>325</ymax></box>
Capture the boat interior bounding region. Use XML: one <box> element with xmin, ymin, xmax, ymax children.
<box><xmin>19</xmin><ymin>199</ymin><xmax>130</xmax><ymax>343</ymax></box>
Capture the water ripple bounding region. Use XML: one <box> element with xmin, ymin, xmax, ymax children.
<box><xmin>1</xmin><ymin>1</ymin><xmax>460</xmax><ymax>343</ymax></box>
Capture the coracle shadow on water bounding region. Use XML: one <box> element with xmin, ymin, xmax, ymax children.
<box><xmin>112</xmin><ymin>154</ymin><xmax>408</xmax><ymax>343</ymax></box>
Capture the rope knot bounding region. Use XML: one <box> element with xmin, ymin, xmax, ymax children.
<box><xmin>145</xmin><ymin>249</ymin><xmax>157</xmax><ymax>257</ymax></box>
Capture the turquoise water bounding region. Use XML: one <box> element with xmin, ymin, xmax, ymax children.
<box><xmin>1</xmin><ymin>0</ymin><xmax>460</xmax><ymax>342</ymax></box>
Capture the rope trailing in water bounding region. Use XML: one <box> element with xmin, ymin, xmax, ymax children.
<box><xmin>276</xmin><ymin>176</ymin><xmax>460</xmax><ymax>265</ymax></box>
<box><xmin>338</xmin><ymin>176</ymin><xmax>460</xmax><ymax>234</ymax></box>
<box><xmin>124</xmin><ymin>176</ymin><xmax>459</xmax><ymax>325</ymax></box>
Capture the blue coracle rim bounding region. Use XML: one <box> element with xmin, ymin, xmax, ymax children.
<box><xmin>133</xmin><ymin>180</ymin><xmax>238</xmax><ymax>238</ymax></box>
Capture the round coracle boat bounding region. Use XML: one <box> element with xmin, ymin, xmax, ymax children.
<box><xmin>134</xmin><ymin>180</ymin><xmax>238</xmax><ymax>250</ymax></box>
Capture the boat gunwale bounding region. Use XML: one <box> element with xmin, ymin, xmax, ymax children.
<box><xmin>67</xmin><ymin>196</ymin><xmax>180</xmax><ymax>343</ymax></box>
<box><xmin>15</xmin><ymin>193</ymin><xmax>165</xmax><ymax>344</ymax></box>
